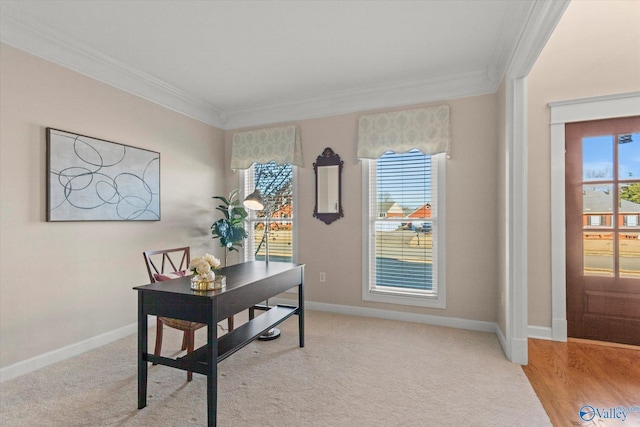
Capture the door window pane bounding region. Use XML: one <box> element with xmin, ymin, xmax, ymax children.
<box><xmin>619</xmin><ymin>232</ymin><xmax>640</xmax><ymax>278</ymax></box>
<box><xmin>619</xmin><ymin>183</ymin><xmax>640</xmax><ymax>229</ymax></box>
<box><xmin>577</xmin><ymin>124</ymin><xmax>640</xmax><ymax>281</ymax></box>
<box><xmin>618</xmin><ymin>133</ymin><xmax>640</xmax><ymax>179</ymax></box>
<box><xmin>583</xmin><ymin>184</ymin><xmax>613</xmax><ymax>227</ymax></box>
<box><xmin>583</xmin><ymin>232</ymin><xmax>614</xmax><ymax>276</ymax></box>
<box><xmin>583</xmin><ymin>135</ymin><xmax>614</xmax><ymax>181</ymax></box>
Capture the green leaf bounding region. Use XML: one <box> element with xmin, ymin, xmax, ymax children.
<box><xmin>212</xmin><ymin>195</ymin><xmax>230</xmax><ymax>205</ymax></box>
<box><xmin>210</xmin><ymin>189</ymin><xmax>248</xmax><ymax>252</ymax></box>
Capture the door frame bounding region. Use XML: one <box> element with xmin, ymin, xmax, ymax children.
<box><xmin>549</xmin><ymin>91</ymin><xmax>640</xmax><ymax>341</ymax></box>
<box><xmin>501</xmin><ymin>0</ymin><xmax>571</xmax><ymax>365</ymax></box>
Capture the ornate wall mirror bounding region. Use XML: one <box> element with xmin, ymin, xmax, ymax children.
<box><xmin>313</xmin><ymin>147</ymin><xmax>343</xmax><ymax>225</ymax></box>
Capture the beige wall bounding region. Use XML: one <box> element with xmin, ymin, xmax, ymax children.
<box><xmin>225</xmin><ymin>93</ymin><xmax>501</xmax><ymax>322</ymax></box>
<box><xmin>527</xmin><ymin>0</ymin><xmax>640</xmax><ymax>327</ymax></box>
<box><xmin>2</xmin><ymin>41</ymin><xmax>503</xmax><ymax>371</ymax></box>
<box><xmin>0</xmin><ymin>44</ymin><xmax>225</xmax><ymax>368</ymax></box>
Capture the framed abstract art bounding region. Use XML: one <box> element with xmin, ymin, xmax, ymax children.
<box><xmin>46</xmin><ymin>128</ymin><xmax>160</xmax><ymax>221</ymax></box>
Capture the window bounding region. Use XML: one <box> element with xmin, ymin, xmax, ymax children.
<box><xmin>588</xmin><ymin>215</ymin><xmax>602</xmax><ymax>226</ymax></box>
<box><xmin>362</xmin><ymin>149</ymin><xmax>446</xmax><ymax>308</ymax></box>
<box><xmin>624</xmin><ymin>215</ymin><xmax>639</xmax><ymax>227</ymax></box>
<box><xmin>579</xmin><ymin>132</ymin><xmax>640</xmax><ymax>277</ymax></box>
<box><xmin>242</xmin><ymin>162</ymin><xmax>297</xmax><ymax>262</ymax></box>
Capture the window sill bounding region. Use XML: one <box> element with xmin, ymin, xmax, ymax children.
<box><xmin>363</xmin><ymin>288</ymin><xmax>446</xmax><ymax>309</ymax></box>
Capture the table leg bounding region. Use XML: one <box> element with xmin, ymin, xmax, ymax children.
<box><xmin>137</xmin><ymin>292</ymin><xmax>148</xmax><ymax>409</ymax></box>
<box><xmin>207</xmin><ymin>322</ymin><xmax>218</xmax><ymax>426</ymax></box>
<box><xmin>298</xmin><ymin>280</ymin><xmax>305</xmax><ymax>348</ymax></box>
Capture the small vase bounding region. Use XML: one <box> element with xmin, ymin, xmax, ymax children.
<box><xmin>190</xmin><ymin>272</ymin><xmax>226</xmax><ymax>291</ymax></box>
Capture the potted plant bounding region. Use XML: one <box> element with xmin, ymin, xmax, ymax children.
<box><xmin>211</xmin><ymin>189</ymin><xmax>248</xmax><ymax>266</ymax></box>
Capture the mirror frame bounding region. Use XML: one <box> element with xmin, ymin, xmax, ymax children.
<box><xmin>313</xmin><ymin>147</ymin><xmax>344</xmax><ymax>225</ymax></box>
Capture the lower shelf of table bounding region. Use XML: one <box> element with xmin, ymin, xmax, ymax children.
<box><xmin>145</xmin><ymin>305</ymin><xmax>298</xmax><ymax>375</ymax></box>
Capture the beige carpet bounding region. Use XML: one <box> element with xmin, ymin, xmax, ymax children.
<box><xmin>0</xmin><ymin>310</ymin><xmax>551</xmax><ymax>426</ymax></box>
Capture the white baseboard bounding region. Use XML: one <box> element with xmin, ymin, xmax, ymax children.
<box><xmin>273</xmin><ymin>298</ymin><xmax>499</xmax><ymax>333</ymax></box>
<box><xmin>0</xmin><ymin>320</ymin><xmax>153</xmax><ymax>383</ymax></box>
<box><xmin>274</xmin><ymin>298</ymin><xmax>573</xmax><ymax>366</ymax></box>
<box><xmin>510</xmin><ymin>337</ymin><xmax>529</xmax><ymax>365</ymax></box>
<box><xmin>552</xmin><ymin>318</ymin><xmax>568</xmax><ymax>341</ymax></box>
<box><xmin>527</xmin><ymin>323</ymin><xmax>567</xmax><ymax>342</ymax></box>
<box><xmin>4</xmin><ymin>300</ymin><xmax>535</xmax><ymax>382</ymax></box>
<box><xmin>495</xmin><ymin>326</ymin><xmax>509</xmax><ymax>359</ymax></box>
<box><xmin>528</xmin><ymin>325</ymin><xmax>553</xmax><ymax>340</ymax></box>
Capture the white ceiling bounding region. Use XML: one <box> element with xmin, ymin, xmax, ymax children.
<box><xmin>1</xmin><ymin>0</ymin><xmax>552</xmax><ymax>129</ymax></box>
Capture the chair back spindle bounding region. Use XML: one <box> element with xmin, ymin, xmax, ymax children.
<box><xmin>143</xmin><ymin>247</ymin><xmax>190</xmax><ymax>283</ymax></box>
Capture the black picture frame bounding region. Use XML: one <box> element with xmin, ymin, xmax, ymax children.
<box><xmin>46</xmin><ymin>128</ymin><xmax>160</xmax><ymax>221</ymax></box>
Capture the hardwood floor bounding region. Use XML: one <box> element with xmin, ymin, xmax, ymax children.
<box><xmin>523</xmin><ymin>338</ymin><xmax>640</xmax><ymax>426</ymax></box>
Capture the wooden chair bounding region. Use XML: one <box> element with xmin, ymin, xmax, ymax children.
<box><xmin>143</xmin><ymin>247</ymin><xmax>234</xmax><ymax>381</ymax></box>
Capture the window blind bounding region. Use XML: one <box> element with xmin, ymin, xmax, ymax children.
<box><xmin>370</xmin><ymin>150</ymin><xmax>436</xmax><ymax>292</ymax></box>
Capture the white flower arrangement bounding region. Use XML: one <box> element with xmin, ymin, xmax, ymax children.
<box><xmin>189</xmin><ymin>254</ymin><xmax>222</xmax><ymax>279</ymax></box>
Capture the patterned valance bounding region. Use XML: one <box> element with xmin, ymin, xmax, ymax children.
<box><xmin>231</xmin><ymin>125</ymin><xmax>303</xmax><ymax>169</ymax></box>
<box><xmin>357</xmin><ymin>105</ymin><xmax>451</xmax><ymax>159</ymax></box>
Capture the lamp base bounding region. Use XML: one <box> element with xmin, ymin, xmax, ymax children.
<box><xmin>258</xmin><ymin>327</ymin><xmax>281</xmax><ymax>341</ymax></box>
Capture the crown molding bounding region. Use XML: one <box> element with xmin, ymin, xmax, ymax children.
<box><xmin>1</xmin><ymin>1</ymin><xmax>568</xmax><ymax>131</ymax></box>
<box><xmin>487</xmin><ymin>1</ymin><xmax>536</xmax><ymax>85</ymax></box>
<box><xmin>0</xmin><ymin>13</ymin><xmax>227</xmax><ymax>129</ymax></box>
<box><xmin>224</xmin><ymin>1</ymin><xmax>544</xmax><ymax>130</ymax></box>
<box><xmin>0</xmin><ymin>8</ymin><xmax>497</xmax><ymax>131</ymax></box>
<box><xmin>506</xmin><ymin>0</ymin><xmax>570</xmax><ymax>78</ymax></box>
<box><xmin>223</xmin><ymin>69</ymin><xmax>496</xmax><ymax>130</ymax></box>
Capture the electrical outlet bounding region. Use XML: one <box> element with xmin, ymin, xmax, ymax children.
<box><xmin>319</xmin><ymin>272</ymin><xmax>326</xmax><ymax>282</ymax></box>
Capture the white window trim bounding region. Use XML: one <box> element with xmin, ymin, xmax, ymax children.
<box><xmin>238</xmin><ymin>165</ymin><xmax>299</xmax><ymax>264</ymax></box>
<box><xmin>361</xmin><ymin>153</ymin><xmax>446</xmax><ymax>308</ymax></box>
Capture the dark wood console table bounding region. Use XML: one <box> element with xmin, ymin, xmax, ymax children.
<box><xmin>134</xmin><ymin>261</ymin><xmax>304</xmax><ymax>427</ymax></box>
